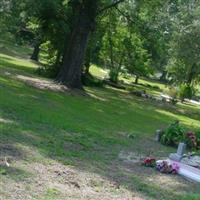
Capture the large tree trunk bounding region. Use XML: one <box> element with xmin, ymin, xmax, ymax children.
<box><xmin>57</xmin><ymin>27</ymin><xmax>90</xmax><ymax>89</ymax></box>
<box><xmin>57</xmin><ymin>1</ymin><xmax>97</xmax><ymax>89</ymax></box>
<box><xmin>31</xmin><ymin>41</ymin><xmax>41</xmax><ymax>62</ymax></box>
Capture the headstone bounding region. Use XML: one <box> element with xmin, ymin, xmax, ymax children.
<box><xmin>155</xmin><ymin>129</ymin><xmax>162</xmax><ymax>141</ymax></box>
<box><xmin>169</xmin><ymin>143</ymin><xmax>186</xmax><ymax>161</ymax></box>
<box><xmin>177</xmin><ymin>143</ymin><xmax>186</xmax><ymax>155</ymax></box>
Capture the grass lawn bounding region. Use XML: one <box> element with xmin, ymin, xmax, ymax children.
<box><xmin>0</xmin><ymin>42</ymin><xmax>200</xmax><ymax>200</ymax></box>
<box><xmin>90</xmin><ymin>65</ymin><xmax>170</xmax><ymax>97</ymax></box>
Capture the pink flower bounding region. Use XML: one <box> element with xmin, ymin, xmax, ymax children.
<box><xmin>171</xmin><ymin>162</ymin><xmax>180</xmax><ymax>174</ymax></box>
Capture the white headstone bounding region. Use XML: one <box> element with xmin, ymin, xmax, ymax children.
<box><xmin>155</xmin><ymin>129</ymin><xmax>162</xmax><ymax>141</ymax></box>
<box><xmin>177</xmin><ymin>143</ymin><xmax>186</xmax><ymax>155</ymax></box>
<box><xmin>169</xmin><ymin>143</ymin><xmax>186</xmax><ymax>161</ymax></box>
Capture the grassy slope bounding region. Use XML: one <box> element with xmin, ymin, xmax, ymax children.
<box><xmin>0</xmin><ymin>42</ymin><xmax>200</xmax><ymax>199</ymax></box>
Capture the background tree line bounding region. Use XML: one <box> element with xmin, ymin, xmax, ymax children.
<box><xmin>0</xmin><ymin>0</ymin><xmax>199</xmax><ymax>95</ymax></box>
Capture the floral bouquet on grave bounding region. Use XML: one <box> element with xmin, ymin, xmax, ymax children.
<box><xmin>171</xmin><ymin>162</ymin><xmax>180</xmax><ymax>174</ymax></box>
<box><xmin>143</xmin><ymin>157</ymin><xmax>156</xmax><ymax>167</ymax></box>
<box><xmin>156</xmin><ymin>160</ymin><xmax>179</xmax><ymax>174</ymax></box>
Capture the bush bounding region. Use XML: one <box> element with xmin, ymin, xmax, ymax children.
<box><xmin>161</xmin><ymin>121</ymin><xmax>185</xmax><ymax>146</ymax></box>
<box><xmin>178</xmin><ymin>84</ymin><xmax>194</xmax><ymax>100</ymax></box>
<box><xmin>161</xmin><ymin>121</ymin><xmax>200</xmax><ymax>150</ymax></box>
<box><xmin>194</xmin><ymin>131</ymin><xmax>200</xmax><ymax>149</ymax></box>
<box><xmin>185</xmin><ymin>131</ymin><xmax>197</xmax><ymax>149</ymax></box>
<box><xmin>37</xmin><ymin>63</ymin><xmax>60</xmax><ymax>78</ymax></box>
<box><xmin>82</xmin><ymin>73</ymin><xmax>104</xmax><ymax>87</ymax></box>
<box><xmin>109</xmin><ymin>69</ymin><xmax>119</xmax><ymax>83</ymax></box>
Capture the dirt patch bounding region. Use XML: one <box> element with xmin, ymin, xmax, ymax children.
<box><xmin>1</xmin><ymin>146</ymin><xmax>200</xmax><ymax>200</ymax></box>
<box><xmin>16</xmin><ymin>75</ymin><xmax>68</xmax><ymax>92</ymax></box>
<box><xmin>0</xmin><ymin>160</ymin><xmax>147</xmax><ymax>200</ymax></box>
<box><xmin>118</xmin><ymin>151</ymin><xmax>144</xmax><ymax>164</ymax></box>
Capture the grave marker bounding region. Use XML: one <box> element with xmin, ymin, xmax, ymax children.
<box><xmin>169</xmin><ymin>143</ymin><xmax>186</xmax><ymax>161</ymax></box>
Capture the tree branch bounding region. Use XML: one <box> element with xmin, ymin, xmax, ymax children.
<box><xmin>115</xmin><ymin>7</ymin><xmax>135</xmax><ymax>24</ymax></box>
<box><xmin>98</xmin><ymin>0</ymin><xmax>126</xmax><ymax>14</ymax></box>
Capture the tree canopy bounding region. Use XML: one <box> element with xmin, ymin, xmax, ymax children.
<box><xmin>0</xmin><ymin>0</ymin><xmax>199</xmax><ymax>89</ymax></box>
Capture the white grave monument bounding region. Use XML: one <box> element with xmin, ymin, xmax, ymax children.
<box><xmin>169</xmin><ymin>143</ymin><xmax>186</xmax><ymax>161</ymax></box>
<box><xmin>169</xmin><ymin>143</ymin><xmax>200</xmax><ymax>183</ymax></box>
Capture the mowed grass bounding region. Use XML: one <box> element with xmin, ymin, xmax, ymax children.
<box><xmin>90</xmin><ymin>65</ymin><xmax>169</xmax><ymax>97</ymax></box>
<box><xmin>0</xmin><ymin>42</ymin><xmax>200</xmax><ymax>200</ymax></box>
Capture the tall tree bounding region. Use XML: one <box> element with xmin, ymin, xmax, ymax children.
<box><xmin>167</xmin><ymin>0</ymin><xmax>200</xmax><ymax>86</ymax></box>
<box><xmin>100</xmin><ymin>8</ymin><xmax>127</xmax><ymax>83</ymax></box>
<box><xmin>57</xmin><ymin>0</ymin><xmax>125</xmax><ymax>89</ymax></box>
<box><xmin>28</xmin><ymin>0</ymin><xmax>70</xmax><ymax>63</ymax></box>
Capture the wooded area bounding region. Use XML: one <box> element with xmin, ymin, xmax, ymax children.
<box><xmin>0</xmin><ymin>1</ymin><xmax>200</xmax><ymax>199</ymax></box>
<box><xmin>0</xmin><ymin>0</ymin><xmax>199</xmax><ymax>91</ymax></box>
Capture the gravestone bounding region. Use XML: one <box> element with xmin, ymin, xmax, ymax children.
<box><xmin>155</xmin><ymin>129</ymin><xmax>162</xmax><ymax>141</ymax></box>
<box><xmin>169</xmin><ymin>143</ymin><xmax>186</xmax><ymax>161</ymax></box>
<box><xmin>181</xmin><ymin>156</ymin><xmax>200</xmax><ymax>168</ymax></box>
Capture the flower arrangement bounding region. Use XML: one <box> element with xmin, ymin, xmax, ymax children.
<box><xmin>142</xmin><ymin>157</ymin><xmax>180</xmax><ymax>175</ymax></box>
<box><xmin>156</xmin><ymin>160</ymin><xmax>179</xmax><ymax>174</ymax></box>
<box><xmin>185</xmin><ymin>131</ymin><xmax>199</xmax><ymax>150</ymax></box>
<box><xmin>171</xmin><ymin>162</ymin><xmax>180</xmax><ymax>174</ymax></box>
<box><xmin>143</xmin><ymin>157</ymin><xmax>156</xmax><ymax>167</ymax></box>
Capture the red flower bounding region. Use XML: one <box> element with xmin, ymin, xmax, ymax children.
<box><xmin>143</xmin><ymin>157</ymin><xmax>156</xmax><ymax>167</ymax></box>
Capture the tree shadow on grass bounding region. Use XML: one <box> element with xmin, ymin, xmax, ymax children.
<box><xmin>1</xmin><ymin>110</ymin><xmax>200</xmax><ymax>199</ymax></box>
<box><xmin>0</xmin><ymin>144</ymin><xmax>23</xmax><ymax>160</ymax></box>
<box><xmin>0</xmin><ymin>54</ymin><xmax>37</xmax><ymax>74</ymax></box>
<box><xmin>1</xmin><ymin>72</ymin><xmax>200</xmax><ymax>199</ymax></box>
<box><xmin>87</xmin><ymin>86</ymin><xmax>200</xmax><ymax>124</ymax></box>
<box><xmin>0</xmin><ymin>40</ymin><xmax>33</xmax><ymax>59</ymax></box>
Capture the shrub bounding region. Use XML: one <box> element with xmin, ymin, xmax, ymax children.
<box><xmin>185</xmin><ymin>131</ymin><xmax>198</xmax><ymax>150</ymax></box>
<box><xmin>37</xmin><ymin>63</ymin><xmax>60</xmax><ymax>78</ymax></box>
<box><xmin>178</xmin><ymin>84</ymin><xmax>194</xmax><ymax>101</ymax></box>
<box><xmin>195</xmin><ymin>131</ymin><xmax>200</xmax><ymax>149</ymax></box>
<box><xmin>161</xmin><ymin>121</ymin><xmax>200</xmax><ymax>150</ymax></box>
<box><xmin>109</xmin><ymin>69</ymin><xmax>119</xmax><ymax>83</ymax></box>
<box><xmin>82</xmin><ymin>73</ymin><xmax>104</xmax><ymax>87</ymax></box>
<box><xmin>161</xmin><ymin>121</ymin><xmax>185</xmax><ymax>146</ymax></box>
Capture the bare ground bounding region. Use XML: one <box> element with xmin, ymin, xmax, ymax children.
<box><xmin>0</xmin><ymin>68</ymin><xmax>200</xmax><ymax>199</ymax></box>
<box><xmin>0</xmin><ymin>140</ymin><xmax>199</xmax><ymax>200</ymax></box>
<box><xmin>0</xmin><ymin>151</ymin><xmax>146</xmax><ymax>200</ymax></box>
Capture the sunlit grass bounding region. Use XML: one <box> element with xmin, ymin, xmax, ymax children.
<box><xmin>0</xmin><ymin>53</ymin><xmax>38</xmax><ymax>70</ymax></box>
<box><xmin>155</xmin><ymin>109</ymin><xmax>200</xmax><ymax>130</ymax></box>
<box><xmin>0</xmin><ymin>42</ymin><xmax>200</xmax><ymax>199</ymax></box>
<box><xmin>89</xmin><ymin>64</ymin><xmax>109</xmax><ymax>79</ymax></box>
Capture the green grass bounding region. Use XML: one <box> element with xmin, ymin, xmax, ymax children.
<box><xmin>90</xmin><ymin>64</ymin><xmax>200</xmax><ymax>98</ymax></box>
<box><xmin>0</xmin><ymin>42</ymin><xmax>200</xmax><ymax>199</ymax></box>
<box><xmin>38</xmin><ymin>188</ymin><xmax>62</xmax><ymax>200</ymax></box>
<box><xmin>90</xmin><ymin>65</ymin><xmax>167</xmax><ymax>98</ymax></box>
<box><xmin>0</xmin><ymin>36</ymin><xmax>33</xmax><ymax>59</ymax></box>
